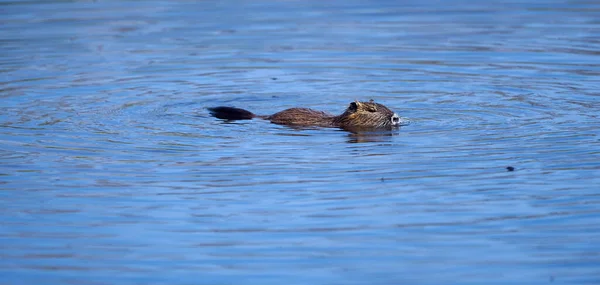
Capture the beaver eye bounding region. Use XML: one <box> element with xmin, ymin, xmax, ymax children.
<box><xmin>348</xmin><ymin>102</ymin><xmax>358</xmax><ymax>111</ymax></box>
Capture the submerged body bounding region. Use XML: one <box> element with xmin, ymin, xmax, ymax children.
<box><xmin>209</xmin><ymin>100</ymin><xmax>403</xmax><ymax>130</ymax></box>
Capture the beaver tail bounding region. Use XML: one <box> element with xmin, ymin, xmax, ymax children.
<box><xmin>208</xmin><ymin>106</ymin><xmax>256</xmax><ymax>120</ymax></box>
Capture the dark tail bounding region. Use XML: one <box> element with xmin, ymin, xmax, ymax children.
<box><xmin>208</xmin><ymin>106</ymin><xmax>256</xmax><ymax>120</ymax></box>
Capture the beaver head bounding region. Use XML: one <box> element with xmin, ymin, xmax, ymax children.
<box><xmin>334</xmin><ymin>100</ymin><xmax>402</xmax><ymax>129</ymax></box>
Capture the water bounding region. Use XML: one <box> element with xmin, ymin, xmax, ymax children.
<box><xmin>1</xmin><ymin>0</ymin><xmax>599</xmax><ymax>284</ymax></box>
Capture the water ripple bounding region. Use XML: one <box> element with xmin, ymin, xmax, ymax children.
<box><xmin>1</xmin><ymin>0</ymin><xmax>600</xmax><ymax>284</ymax></box>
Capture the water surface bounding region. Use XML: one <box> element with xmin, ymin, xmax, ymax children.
<box><xmin>1</xmin><ymin>0</ymin><xmax>599</xmax><ymax>284</ymax></box>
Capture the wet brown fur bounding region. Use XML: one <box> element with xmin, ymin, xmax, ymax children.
<box><xmin>209</xmin><ymin>100</ymin><xmax>400</xmax><ymax>130</ymax></box>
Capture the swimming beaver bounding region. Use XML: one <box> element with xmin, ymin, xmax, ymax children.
<box><xmin>208</xmin><ymin>100</ymin><xmax>403</xmax><ymax>130</ymax></box>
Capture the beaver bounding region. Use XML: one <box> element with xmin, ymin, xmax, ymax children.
<box><xmin>208</xmin><ymin>100</ymin><xmax>404</xmax><ymax>130</ymax></box>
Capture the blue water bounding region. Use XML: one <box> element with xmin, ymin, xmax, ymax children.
<box><xmin>1</xmin><ymin>1</ymin><xmax>599</xmax><ymax>284</ymax></box>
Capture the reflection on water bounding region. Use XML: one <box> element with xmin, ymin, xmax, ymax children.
<box><xmin>345</xmin><ymin>129</ymin><xmax>399</xmax><ymax>144</ymax></box>
<box><xmin>1</xmin><ymin>0</ymin><xmax>600</xmax><ymax>284</ymax></box>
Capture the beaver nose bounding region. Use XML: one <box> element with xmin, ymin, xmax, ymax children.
<box><xmin>391</xmin><ymin>114</ymin><xmax>400</xmax><ymax>125</ymax></box>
